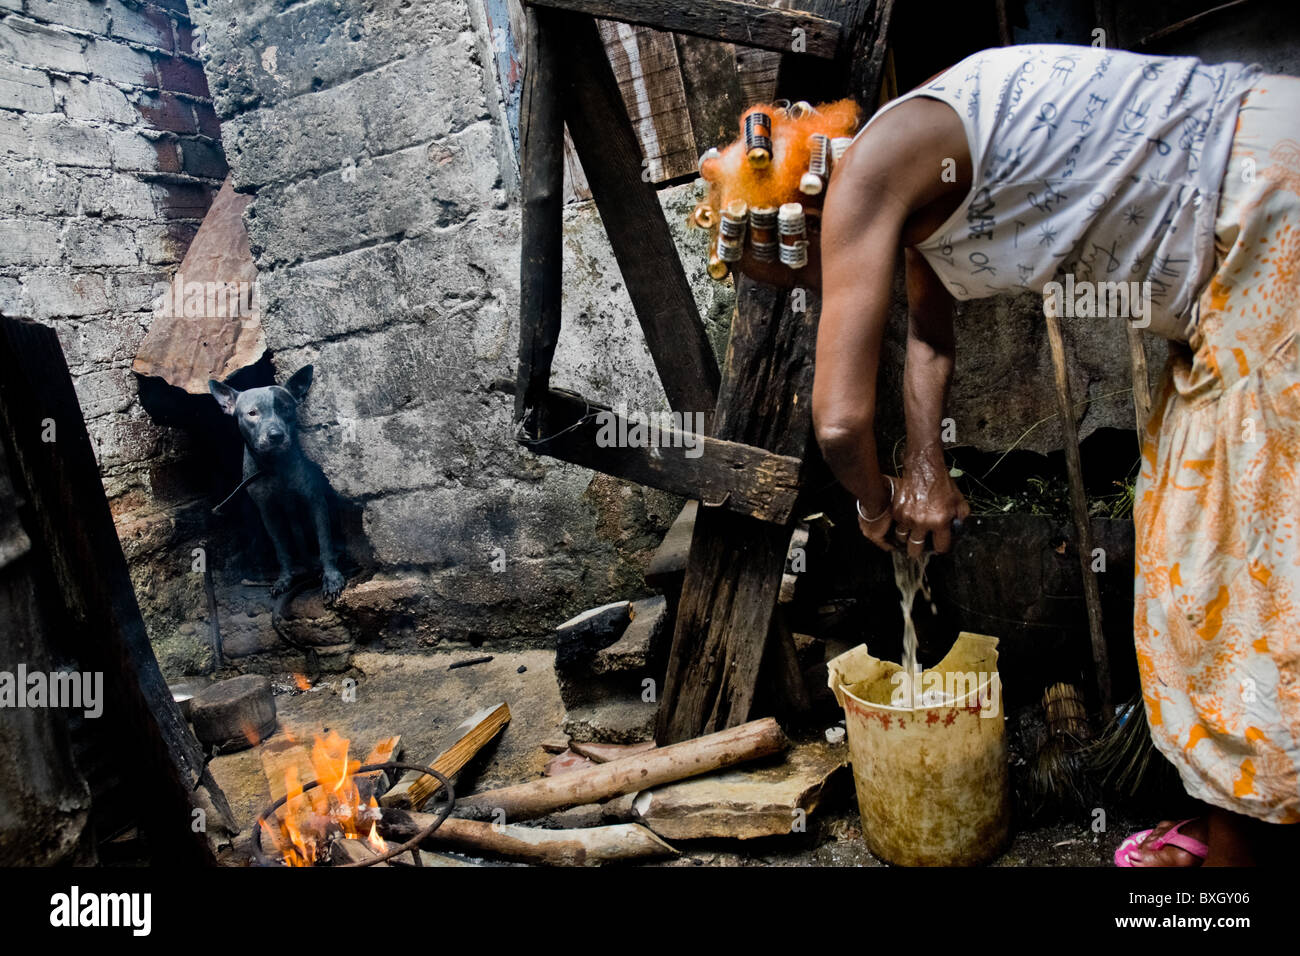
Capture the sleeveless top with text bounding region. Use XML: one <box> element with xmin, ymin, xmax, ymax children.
<box><xmin>856</xmin><ymin>45</ymin><xmax>1260</xmax><ymax>340</ymax></box>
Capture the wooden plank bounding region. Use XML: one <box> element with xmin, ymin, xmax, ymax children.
<box><xmin>597</xmin><ymin>20</ymin><xmax>697</xmax><ymax>183</ymax></box>
<box><xmin>734</xmin><ymin>44</ymin><xmax>781</xmax><ymax>106</ymax></box>
<box><xmin>0</xmin><ymin>316</ymin><xmax>235</xmax><ymax>863</ymax></box>
<box><xmin>515</xmin><ymin>5</ymin><xmax>567</xmax><ymax>426</ymax></box>
<box><xmin>523</xmin><ymin>389</ymin><xmax>803</xmax><ymax>524</ymax></box>
<box><xmin>674</xmin><ymin>34</ymin><xmax>745</xmax><ymax>153</ymax></box>
<box><xmin>656</xmin><ymin>278</ymin><xmax>821</xmax><ymax>743</ymax></box>
<box><xmin>380</xmin><ymin>702</ymin><xmax>511</xmax><ymax>809</ymax></box>
<box><xmin>526</xmin><ymin>0</ymin><xmax>843</xmax><ymax>58</ymax></box>
<box><xmin>561</xmin><ymin>10</ymin><xmax>720</xmax><ymax>418</ymax></box>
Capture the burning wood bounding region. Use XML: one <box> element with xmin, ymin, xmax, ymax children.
<box><xmin>258</xmin><ymin>731</ymin><xmax>388</xmax><ymax>867</ymax></box>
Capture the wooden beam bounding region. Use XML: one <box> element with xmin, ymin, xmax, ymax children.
<box><xmin>516</xmin><ymin>5</ymin><xmax>567</xmax><ymax>427</ymax></box>
<box><xmin>656</xmin><ymin>278</ymin><xmax>821</xmax><ymax>742</ymax></box>
<box><xmin>561</xmin><ymin>11</ymin><xmax>720</xmax><ymax>418</ymax></box>
<box><xmin>527</xmin><ymin>0</ymin><xmax>842</xmax><ymax>58</ymax></box>
<box><xmin>380</xmin><ymin>703</ymin><xmax>511</xmax><ymax>809</ymax></box>
<box><xmin>521</xmin><ymin>388</ymin><xmax>803</xmax><ymax>524</ymax></box>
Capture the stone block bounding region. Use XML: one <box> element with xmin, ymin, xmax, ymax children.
<box><xmin>0</xmin><ymin>16</ymin><xmax>88</xmax><ymax>74</ymax></box>
<box><xmin>562</xmin><ymin>698</ymin><xmax>658</xmax><ymax>745</ymax></box>
<box><xmin>61</xmin><ymin>219</ymin><xmax>139</xmax><ymax>267</ymax></box>
<box><xmin>133</xmin><ymin>89</ymin><xmax>196</xmax><ymax>134</ymax></box>
<box><xmin>189</xmin><ymin>0</ymin><xmax>470</xmax><ymax>116</ymax></box>
<box><xmin>0</xmin><ymin>218</ymin><xmax>60</xmax><ymax>266</ymax></box>
<box><xmin>21</xmin><ymin>272</ymin><xmax>108</xmax><ymax>319</ymax></box>
<box><xmin>106</xmin><ymin>0</ymin><xmax>175</xmax><ymax>51</ymax></box>
<box><xmin>24</xmin><ymin>0</ymin><xmax>113</xmax><ymax>36</ymax></box>
<box><xmin>57</xmin><ymin>76</ymin><xmax>136</xmax><ymax>124</ymax></box>
<box><xmin>0</xmin><ymin>61</ymin><xmax>54</xmax><ymax>113</ymax></box>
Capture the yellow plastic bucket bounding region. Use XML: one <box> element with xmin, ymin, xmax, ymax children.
<box><xmin>828</xmin><ymin>632</ymin><xmax>1011</xmax><ymax>866</ymax></box>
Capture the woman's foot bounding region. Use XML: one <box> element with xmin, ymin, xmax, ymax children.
<box><xmin>1121</xmin><ymin>809</ymin><xmax>1261</xmax><ymax>866</ymax></box>
<box><xmin>1124</xmin><ymin>818</ymin><xmax>1209</xmax><ymax>867</ymax></box>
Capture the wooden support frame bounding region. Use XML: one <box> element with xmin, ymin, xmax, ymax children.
<box><xmin>525</xmin><ymin>388</ymin><xmax>803</xmax><ymax>523</ymax></box>
<box><xmin>512</xmin><ymin>0</ymin><xmax>893</xmax><ymax>740</ymax></box>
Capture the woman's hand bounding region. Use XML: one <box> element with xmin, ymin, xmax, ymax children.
<box><xmin>890</xmin><ymin>449</ymin><xmax>970</xmax><ymax>559</ymax></box>
<box><xmin>856</xmin><ymin>475</ymin><xmax>897</xmax><ymax>552</ymax></box>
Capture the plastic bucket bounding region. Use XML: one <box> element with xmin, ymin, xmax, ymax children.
<box><xmin>828</xmin><ymin>632</ymin><xmax>1011</xmax><ymax>866</ymax></box>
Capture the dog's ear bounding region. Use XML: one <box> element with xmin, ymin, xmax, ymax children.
<box><xmin>285</xmin><ymin>365</ymin><xmax>314</xmax><ymax>404</ymax></box>
<box><xmin>208</xmin><ymin>379</ymin><xmax>240</xmax><ymax>415</ymax></box>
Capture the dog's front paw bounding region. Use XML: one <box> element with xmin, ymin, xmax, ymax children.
<box><xmin>321</xmin><ymin>568</ymin><xmax>345</xmax><ymax>604</ymax></box>
<box><xmin>271</xmin><ymin>572</ymin><xmax>294</xmax><ymax>596</ymax></box>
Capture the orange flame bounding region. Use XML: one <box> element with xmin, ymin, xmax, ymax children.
<box><xmin>263</xmin><ymin>731</ymin><xmax>383</xmax><ymax>866</ymax></box>
<box><xmin>293</xmin><ymin>673</ymin><xmax>312</xmax><ymax>691</ymax></box>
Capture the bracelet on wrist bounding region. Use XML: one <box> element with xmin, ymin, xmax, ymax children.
<box><xmin>856</xmin><ymin>476</ymin><xmax>895</xmax><ymax>523</ymax></box>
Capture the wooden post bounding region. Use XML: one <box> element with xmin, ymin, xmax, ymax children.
<box><xmin>0</xmin><ymin>440</ymin><xmax>93</xmax><ymax>865</ymax></box>
<box><xmin>0</xmin><ymin>317</ymin><xmax>236</xmax><ymax>864</ymax></box>
<box><xmin>515</xmin><ymin>5</ymin><xmax>567</xmax><ymax>430</ymax></box>
<box><xmin>656</xmin><ymin>279</ymin><xmax>819</xmax><ymax>742</ymax></box>
<box><xmin>1125</xmin><ymin>324</ymin><xmax>1152</xmax><ymax>434</ymax></box>
<box><xmin>1042</xmin><ymin>304</ymin><xmax>1113</xmax><ymax>715</ymax></box>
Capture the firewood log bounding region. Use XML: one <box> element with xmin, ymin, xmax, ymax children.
<box><xmin>456</xmin><ymin>717</ymin><xmax>788</xmax><ymax>821</ymax></box>
<box><xmin>381</xmin><ymin>811</ymin><xmax>677</xmax><ymax>866</ymax></box>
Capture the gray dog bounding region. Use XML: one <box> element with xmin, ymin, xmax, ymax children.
<box><xmin>209</xmin><ymin>365</ymin><xmax>345</xmax><ymax>603</ymax></box>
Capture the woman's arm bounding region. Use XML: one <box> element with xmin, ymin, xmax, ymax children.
<box><xmin>812</xmin><ymin>174</ymin><xmax>909</xmax><ymax>551</ymax></box>
<box><xmin>893</xmin><ymin>248</ymin><xmax>969</xmax><ymax>557</ymax></box>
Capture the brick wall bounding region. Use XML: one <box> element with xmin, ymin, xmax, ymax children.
<box><xmin>0</xmin><ymin>3</ymin><xmax>224</xmax><ymax>538</ymax></box>
<box><xmin>0</xmin><ymin>0</ymin><xmax>230</xmax><ymax>671</ymax></box>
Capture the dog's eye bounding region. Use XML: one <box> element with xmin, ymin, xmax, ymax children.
<box><xmin>246</xmin><ymin>409</ymin><xmax>258</xmax><ymax>418</ymax></box>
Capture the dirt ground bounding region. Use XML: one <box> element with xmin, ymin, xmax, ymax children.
<box><xmin>208</xmin><ymin>649</ymin><xmax>1135</xmax><ymax>867</ymax></box>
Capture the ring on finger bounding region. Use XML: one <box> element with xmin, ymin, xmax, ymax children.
<box><xmin>908</xmin><ymin>536</ymin><xmax>926</xmax><ymax>545</ymax></box>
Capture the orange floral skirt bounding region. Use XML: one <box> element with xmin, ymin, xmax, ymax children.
<box><xmin>1135</xmin><ymin>75</ymin><xmax>1300</xmax><ymax>823</ymax></box>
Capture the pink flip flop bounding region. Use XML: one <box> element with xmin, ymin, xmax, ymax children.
<box><xmin>1114</xmin><ymin>818</ymin><xmax>1210</xmax><ymax>866</ymax></box>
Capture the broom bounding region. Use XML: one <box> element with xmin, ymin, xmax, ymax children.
<box><xmin>1028</xmin><ymin>682</ymin><xmax>1096</xmax><ymax>818</ymax></box>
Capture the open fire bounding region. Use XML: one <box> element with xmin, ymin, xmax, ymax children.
<box><xmin>259</xmin><ymin>731</ymin><xmax>386</xmax><ymax>867</ymax></box>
